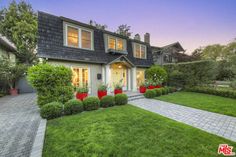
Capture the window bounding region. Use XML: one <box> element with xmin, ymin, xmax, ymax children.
<box><xmin>108</xmin><ymin>36</ymin><xmax>125</xmax><ymax>51</ymax></box>
<box><xmin>65</xmin><ymin>24</ymin><xmax>93</xmax><ymax>50</ymax></box>
<box><xmin>136</xmin><ymin>69</ymin><xmax>145</xmax><ymax>87</ymax></box>
<box><xmin>67</xmin><ymin>26</ymin><xmax>78</xmax><ymax>47</ymax></box>
<box><xmin>72</xmin><ymin>67</ymin><xmax>89</xmax><ymax>87</ymax></box>
<box><xmin>133</xmin><ymin>43</ymin><xmax>146</xmax><ymax>59</ymax></box>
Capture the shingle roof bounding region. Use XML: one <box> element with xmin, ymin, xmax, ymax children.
<box><xmin>37</xmin><ymin>11</ymin><xmax>153</xmax><ymax>67</ymax></box>
<box><xmin>0</xmin><ymin>34</ymin><xmax>17</xmax><ymax>52</ymax></box>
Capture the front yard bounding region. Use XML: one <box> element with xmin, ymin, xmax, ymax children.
<box><xmin>156</xmin><ymin>91</ymin><xmax>236</xmax><ymax>117</ymax></box>
<box><xmin>43</xmin><ymin>105</ymin><xmax>236</xmax><ymax>157</ymax></box>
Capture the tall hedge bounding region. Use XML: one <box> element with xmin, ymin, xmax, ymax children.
<box><xmin>163</xmin><ymin>60</ymin><xmax>217</xmax><ymax>87</ymax></box>
<box><xmin>27</xmin><ymin>63</ymin><xmax>73</xmax><ymax>107</ymax></box>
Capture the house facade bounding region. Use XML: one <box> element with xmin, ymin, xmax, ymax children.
<box><xmin>37</xmin><ymin>12</ymin><xmax>187</xmax><ymax>95</ymax></box>
<box><xmin>38</xmin><ymin>12</ymin><xmax>155</xmax><ymax>95</ymax></box>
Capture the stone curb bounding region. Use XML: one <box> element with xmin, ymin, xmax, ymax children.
<box><xmin>30</xmin><ymin>119</ymin><xmax>47</xmax><ymax>157</ymax></box>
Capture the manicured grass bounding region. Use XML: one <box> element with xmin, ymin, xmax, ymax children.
<box><xmin>43</xmin><ymin>105</ymin><xmax>236</xmax><ymax>157</ymax></box>
<box><xmin>156</xmin><ymin>91</ymin><xmax>236</xmax><ymax>117</ymax></box>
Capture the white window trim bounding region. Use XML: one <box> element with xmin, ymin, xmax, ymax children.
<box><xmin>107</xmin><ymin>35</ymin><xmax>125</xmax><ymax>51</ymax></box>
<box><xmin>64</xmin><ymin>22</ymin><xmax>94</xmax><ymax>51</ymax></box>
<box><xmin>71</xmin><ymin>66</ymin><xmax>91</xmax><ymax>94</ymax></box>
<box><xmin>133</xmin><ymin>43</ymin><xmax>147</xmax><ymax>59</ymax></box>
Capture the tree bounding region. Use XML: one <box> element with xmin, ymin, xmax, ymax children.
<box><xmin>0</xmin><ymin>0</ymin><xmax>37</xmax><ymax>64</ymax></box>
<box><xmin>116</xmin><ymin>24</ymin><xmax>132</xmax><ymax>37</ymax></box>
<box><xmin>89</xmin><ymin>20</ymin><xmax>107</xmax><ymax>30</ymax></box>
<box><xmin>191</xmin><ymin>47</ymin><xmax>203</xmax><ymax>60</ymax></box>
<box><xmin>0</xmin><ymin>57</ymin><xmax>26</xmax><ymax>90</ymax></box>
<box><xmin>200</xmin><ymin>44</ymin><xmax>225</xmax><ymax>60</ymax></box>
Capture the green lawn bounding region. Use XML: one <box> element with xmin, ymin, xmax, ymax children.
<box><xmin>156</xmin><ymin>91</ymin><xmax>236</xmax><ymax>117</ymax></box>
<box><xmin>43</xmin><ymin>105</ymin><xmax>236</xmax><ymax>157</ymax></box>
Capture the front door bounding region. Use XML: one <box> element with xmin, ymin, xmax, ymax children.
<box><xmin>110</xmin><ymin>64</ymin><xmax>128</xmax><ymax>90</ymax></box>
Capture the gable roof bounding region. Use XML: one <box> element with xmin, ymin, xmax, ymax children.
<box><xmin>161</xmin><ymin>42</ymin><xmax>185</xmax><ymax>51</ymax></box>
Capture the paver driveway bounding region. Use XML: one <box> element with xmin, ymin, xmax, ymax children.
<box><xmin>0</xmin><ymin>93</ymin><xmax>42</xmax><ymax>157</ymax></box>
<box><xmin>131</xmin><ymin>98</ymin><xmax>236</xmax><ymax>142</ymax></box>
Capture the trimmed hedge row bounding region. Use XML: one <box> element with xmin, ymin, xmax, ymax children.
<box><xmin>144</xmin><ymin>87</ymin><xmax>177</xmax><ymax>98</ymax></box>
<box><xmin>163</xmin><ymin>60</ymin><xmax>217</xmax><ymax>87</ymax></box>
<box><xmin>40</xmin><ymin>93</ymin><xmax>128</xmax><ymax>119</ymax></box>
<box><xmin>185</xmin><ymin>86</ymin><xmax>236</xmax><ymax>99</ymax></box>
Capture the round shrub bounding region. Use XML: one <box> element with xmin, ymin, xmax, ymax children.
<box><xmin>100</xmin><ymin>95</ymin><xmax>115</xmax><ymax>108</ymax></box>
<box><xmin>154</xmin><ymin>88</ymin><xmax>162</xmax><ymax>96</ymax></box>
<box><xmin>40</xmin><ymin>102</ymin><xmax>63</xmax><ymax>119</ymax></box>
<box><xmin>145</xmin><ymin>65</ymin><xmax>167</xmax><ymax>84</ymax></box>
<box><xmin>115</xmin><ymin>94</ymin><xmax>128</xmax><ymax>105</ymax></box>
<box><xmin>144</xmin><ymin>89</ymin><xmax>156</xmax><ymax>98</ymax></box>
<box><xmin>160</xmin><ymin>87</ymin><xmax>168</xmax><ymax>95</ymax></box>
<box><xmin>64</xmin><ymin>99</ymin><xmax>83</xmax><ymax>115</ymax></box>
<box><xmin>83</xmin><ymin>97</ymin><xmax>100</xmax><ymax>111</ymax></box>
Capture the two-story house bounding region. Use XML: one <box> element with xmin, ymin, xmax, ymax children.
<box><xmin>37</xmin><ymin>12</ymin><xmax>187</xmax><ymax>95</ymax></box>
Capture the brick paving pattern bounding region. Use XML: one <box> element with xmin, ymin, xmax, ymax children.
<box><xmin>131</xmin><ymin>98</ymin><xmax>236</xmax><ymax>142</ymax></box>
<box><xmin>0</xmin><ymin>93</ymin><xmax>42</xmax><ymax>157</ymax></box>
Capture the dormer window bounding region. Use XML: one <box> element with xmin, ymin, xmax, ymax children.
<box><xmin>106</xmin><ymin>35</ymin><xmax>126</xmax><ymax>52</ymax></box>
<box><xmin>64</xmin><ymin>22</ymin><xmax>94</xmax><ymax>50</ymax></box>
<box><xmin>133</xmin><ymin>43</ymin><xmax>147</xmax><ymax>59</ymax></box>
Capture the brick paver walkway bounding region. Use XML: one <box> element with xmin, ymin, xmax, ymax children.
<box><xmin>131</xmin><ymin>98</ymin><xmax>236</xmax><ymax>142</ymax></box>
<box><xmin>0</xmin><ymin>93</ymin><xmax>42</xmax><ymax>157</ymax></box>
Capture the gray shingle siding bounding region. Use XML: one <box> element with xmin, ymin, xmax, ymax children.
<box><xmin>37</xmin><ymin>11</ymin><xmax>153</xmax><ymax>67</ymax></box>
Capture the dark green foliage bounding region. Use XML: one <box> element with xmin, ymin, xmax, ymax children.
<box><xmin>100</xmin><ymin>95</ymin><xmax>115</xmax><ymax>108</ymax></box>
<box><xmin>83</xmin><ymin>97</ymin><xmax>100</xmax><ymax>111</ymax></box>
<box><xmin>169</xmin><ymin>87</ymin><xmax>177</xmax><ymax>93</ymax></box>
<box><xmin>0</xmin><ymin>1</ymin><xmax>37</xmax><ymax>64</ymax></box>
<box><xmin>216</xmin><ymin>60</ymin><xmax>235</xmax><ymax>81</ymax></box>
<box><xmin>154</xmin><ymin>88</ymin><xmax>162</xmax><ymax>96</ymax></box>
<box><xmin>160</xmin><ymin>87</ymin><xmax>169</xmax><ymax>95</ymax></box>
<box><xmin>27</xmin><ymin>64</ymin><xmax>73</xmax><ymax>107</ymax></box>
<box><xmin>40</xmin><ymin>102</ymin><xmax>63</xmax><ymax>119</ymax></box>
<box><xmin>185</xmin><ymin>86</ymin><xmax>236</xmax><ymax>99</ymax></box>
<box><xmin>145</xmin><ymin>65</ymin><xmax>167</xmax><ymax>84</ymax></box>
<box><xmin>144</xmin><ymin>89</ymin><xmax>156</xmax><ymax>98</ymax></box>
<box><xmin>114</xmin><ymin>94</ymin><xmax>128</xmax><ymax>105</ymax></box>
<box><xmin>230</xmin><ymin>80</ymin><xmax>236</xmax><ymax>90</ymax></box>
<box><xmin>164</xmin><ymin>60</ymin><xmax>217</xmax><ymax>87</ymax></box>
<box><xmin>64</xmin><ymin>99</ymin><xmax>83</xmax><ymax>115</ymax></box>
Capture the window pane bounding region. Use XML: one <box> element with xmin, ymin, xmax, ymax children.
<box><xmin>117</xmin><ymin>39</ymin><xmax>123</xmax><ymax>51</ymax></box>
<box><xmin>67</xmin><ymin>26</ymin><xmax>78</xmax><ymax>47</ymax></box>
<box><xmin>108</xmin><ymin>37</ymin><xmax>116</xmax><ymax>49</ymax></box>
<box><xmin>82</xmin><ymin>68</ymin><xmax>88</xmax><ymax>87</ymax></box>
<box><xmin>72</xmin><ymin>68</ymin><xmax>80</xmax><ymax>86</ymax></box>
<box><xmin>82</xmin><ymin>30</ymin><xmax>92</xmax><ymax>49</ymax></box>
<box><xmin>141</xmin><ymin>45</ymin><xmax>146</xmax><ymax>59</ymax></box>
<box><xmin>135</xmin><ymin>44</ymin><xmax>141</xmax><ymax>58</ymax></box>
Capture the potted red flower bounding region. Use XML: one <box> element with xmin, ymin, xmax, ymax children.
<box><xmin>114</xmin><ymin>80</ymin><xmax>123</xmax><ymax>95</ymax></box>
<box><xmin>147</xmin><ymin>80</ymin><xmax>155</xmax><ymax>89</ymax></box>
<box><xmin>97</xmin><ymin>83</ymin><xmax>108</xmax><ymax>99</ymax></box>
<box><xmin>139</xmin><ymin>82</ymin><xmax>146</xmax><ymax>93</ymax></box>
<box><xmin>76</xmin><ymin>86</ymin><xmax>88</xmax><ymax>101</ymax></box>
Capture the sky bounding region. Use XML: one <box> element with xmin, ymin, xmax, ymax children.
<box><xmin>1</xmin><ymin>0</ymin><xmax>236</xmax><ymax>54</ymax></box>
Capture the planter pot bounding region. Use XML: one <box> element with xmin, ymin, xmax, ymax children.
<box><xmin>76</xmin><ymin>92</ymin><xmax>88</xmax><ymax>101</ymax></box>
<box><xmin>98</xmin><ymin>90</ymin><xmax>107</xmax><ymax>99</ymax></box>
<box><xmin>148</xmin><ymin>85</ymin><xmax>155</xmax><ymax>89</ymax></box>
<box><xmin>114</xmin><ymin>89</ymin><xmax>122</xmax><ymax>95</ymax></box>
<box><xmin>10</xmin><ymin>88</ymin><xmax>18</xmax><ymax>96</ymax></box>
<box><xmin>155</xmin><ymin>85</ymin><xmax>162</xmax><ymax>88</ymax></box>
<box><xmin>139</xmin><ymin>86</ymin><xmax>146</xmax><ymax>93</ymax></box>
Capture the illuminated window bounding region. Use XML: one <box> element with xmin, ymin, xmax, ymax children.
<box><xmin>133</xmin><ymin>43</ymin><xmax>146</xmax><ymax>59</ymax></box>
<box><xmin>108</xmin><ymin>36</ymin><xmax>116</xmax><ymax>50</ymax></box>
<box><xmin>67</xmin><ymin>26</ymin><xmax>78</xmax><ymax>47</ymax></box>
<box><xmin>136</xmin><ymin>69</ymin><xmax>145</xmax><ymax>87</ymax></box>
<box><xmin>65</xmin><ymin>24</ymin><xmax>93</xmax><ymax>50</ymax></box>
<box><xmin>108</xmin><ymin>36</ymin><xmax>124</xmax><ymax>51</ymax></box>
<box><xmin>82</xmin><ymin>30</ymin><xmax>92</xmax><ymax>49</ymax></box>
<box><xmin>72</xmin><ymin>67</ymin><xmax>89</xmax><ymax>87</ymax></box>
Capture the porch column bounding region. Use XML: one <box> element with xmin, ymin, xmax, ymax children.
<box><xmin>102</xmin><ymin>66</ymin><xmax>105</xmax><ymax>83</ymax></box>
<box><xmin>131</xmin><ymin>67</ymin><xmax>137</xmax><ymax>91</ymax></box>
<box><xmin>105</xmin><ymin>65</ymin><xmax>111</xmax><ymax>92</ymax></box>
<box><xmin>128</xmin><ymin>69</ymin><xmax>131</xmax><ymax>91</ymax></box>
